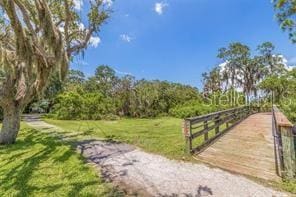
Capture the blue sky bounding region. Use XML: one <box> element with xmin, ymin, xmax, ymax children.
<box><xmin>72</xmin><ymin>0</ymin><xmax>296</xmax><ymax>89</ymax></box>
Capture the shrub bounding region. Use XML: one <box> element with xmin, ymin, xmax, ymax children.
<box><xmin>81</xmin><ymin>93</ymin><xmax>116</xmax><ymax>120</ymax></box>
<box><xmin>169</xmin><ymin>100</ymin><xmax>219</xmax><ymax>118</ymax></box>
<box><xmin>281</xmin><ymin>97</ymin><xmax>296</xmax><ymax>124</ymax></box>
<box><xmin>52</xmin><ymin>91</ymin><xmax>84</xmax><ymax>120</ymax></box>
<box><xmin>51</xmin><ymin>91</ymin><xmax>116</xmax><ymax>120</ymax></box>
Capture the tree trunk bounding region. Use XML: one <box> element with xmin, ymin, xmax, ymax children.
<box><xmin>0</xmin><ymin>104</ymin><xmax>21</xmax><ymax>145</ymax></box>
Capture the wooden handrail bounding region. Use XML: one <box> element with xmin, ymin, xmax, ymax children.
<box><xmin>183</xmin><ymin>106</ymin><xmax>253</xmax><ymax>154</ymax></box>
<box><xmin>185</xmin><ymin>106</ymin><xmax>245</xmax><ymax>122</ymax></box>
<box><xmin>273</xmin><ymin>106</ymin><xmax>293</xmax><ymax>128</ymax></box>
<box><xmin>272</xmin><ymin>105</ymin><xmax>295</xmax><ymax>179</ymax></box>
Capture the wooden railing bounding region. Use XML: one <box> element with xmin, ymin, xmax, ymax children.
<box><xmin>183</xmin><ymin>106</ymin><xmax>255</xmax><ymax>154</ymax></box>
<box><xmin>272</xmin><ymin>105</ymin><xmax>295</xmax><ymax>179</ymax></box>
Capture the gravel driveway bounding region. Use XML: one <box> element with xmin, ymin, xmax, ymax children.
<box><xmin>24</xmin><ymin>115</ymin><xmax>289</xmax><ymax>197</ymax></box>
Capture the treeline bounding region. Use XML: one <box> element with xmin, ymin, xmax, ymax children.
<box><xmin>261</xmin><ymin>69</ymin><xmax>296</xmax><ymax>122</ymax></box>
<box><xmin>202</xmin><ymin>42</ymin><xmax>287</xmax><ymax>100</ymax></box>
<box><xmin>33</xmin><ymin>65</ymin><xmax>206</xmax><ymax>119</ymax></box>
<box><xmin>28</xmin><ymin>41</ymin><xmax>296</xmax><ymax>121</ymax></box>
<box><xmin>29</xmin><ymin>64</ymin><xmax>244</xmax><ymax>120</ymax></box>
<box><xmin>202</xmin><ymin>41</ymin><xmax>296</xmax><ymax>122</ymax></box>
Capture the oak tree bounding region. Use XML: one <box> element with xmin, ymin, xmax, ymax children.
<box><xmin>0</xmin><ymin>0</ymin><xmax>109</xmax><ymax>144</ymax></box>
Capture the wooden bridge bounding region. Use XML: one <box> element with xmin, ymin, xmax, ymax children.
<box><xmin>183</xmin><ymin>106</ymin><xmax>295</xmax><ymax>182</ymax></box>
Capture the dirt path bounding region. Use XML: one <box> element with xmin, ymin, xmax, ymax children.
<box><xmin>24</xmin><ymin>115</ymin><xmax>289</xmax><ymax>197</ymax></box>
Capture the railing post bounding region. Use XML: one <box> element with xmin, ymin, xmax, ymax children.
<box><xmin>215</xmin><ymin>115</ymin><xmax>220</xmax><ymax>135</ymax></box>
<box><xmin>233</xmin><ymin>108</ymin><xmax>238</xmax><ymax>122</ymax></box>
<box><xmin>182</xmin><ymin>120</ymin><xmax>192</xmax><ymax>154</ymax></box>
<box><xmin>204</xmin><ymin>120</ymin><xmax>208</xmax><ymax>141</ymax></box>
<box><xmin>280</xmin><ymin>125</ymin><xmax>296</xmax><ymax>179</ymax></box>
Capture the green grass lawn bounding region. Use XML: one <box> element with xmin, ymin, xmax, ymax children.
<box><xmin>1</xmin><ymin>118</ymin><xmax>294</xmax><ymax>195</ymax></box>
<box><xmin>0</xmin><ymin>124</ymin><xmax>122</xmax><ymax>197</ymax></box>
<box><xmin>44</xmin><ymin>117</ymin><xmax>191</xmax><ymax>160</ymax></box>
<box><xmin>44</xmin><ymin>117</ymin><xmax>296</xmax><ymax>194</ymax></box>
<box><xmin>44</xmin><ymin>117</ymin><xmax>231</xmax><ymax>161</ymax></box>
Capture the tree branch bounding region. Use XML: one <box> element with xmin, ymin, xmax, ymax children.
<box><xmin>13</xmin><ymin>0</ymin><xmax>37</xmax><ymax>41</ymax></box>
<box><xmin>67</xmin><ymin>27</ymin><xmax>94</xmax><ymax>55</ymax></box>
<box><xmin>2</xmin><ymin>0</ymin><xmax>29</xmax><ymax>58</ymax></box>
<box><xmin>64</xmin><ymin>0</ymin><xmax>70</xmax><ymax>49</ymax></box>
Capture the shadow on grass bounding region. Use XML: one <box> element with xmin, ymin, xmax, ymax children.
<box><xmin>0</xmin><ymin>127</ymin><xmax>122</xmax><ymax>196</ymax></box>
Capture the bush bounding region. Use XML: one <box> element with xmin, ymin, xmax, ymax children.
<box><xmin>169</xmin><ymin>100</ymin><xmax>219</xmax><ymax>118</ymax></box>
<box><xmin>281</xmin><ymin>97</ymin><xmax>296</xmax><ymax>124</ymax></box>
<box><xmin>51</xmin><ymin>91</ymin><xmax>116</xmax><ymax>120</ymax></box>
<box><xmin>81</xmin><ymin>93</ymin><xmax>116</xmax><ymax>120</ymax></box>
<box><xmin>52</xmin><ymin>91</ymin><xmax>84</xmax><ymax>120</ymax></box>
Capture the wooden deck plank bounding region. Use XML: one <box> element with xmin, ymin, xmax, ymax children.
<box><xmin>195</xmin><ymin>112</ymin><xmax>280</xmax><ymax>181</ymax></box>
<box><xmin>203</xmin><ymin>147</ymin><xmax>275</xmax><ymax>163</ymax></box>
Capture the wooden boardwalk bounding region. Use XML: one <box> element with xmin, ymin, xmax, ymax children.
<box><xmin>195</xmin><ymin>112</ymin><xmax>280</xmax><ymax>181</ymax></box>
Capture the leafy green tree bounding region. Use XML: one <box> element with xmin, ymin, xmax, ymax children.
<box><xmin>218</xmin><ymin>42</ymin><xmax>250</xmax><ymax>90</ymax></box>
<box><xmin>26</xmin><ymin>69</ymin><xmax>85</xmax><ymax>114</ymax></box>
<box><xmin>259</xmin><ymin>75</ymin><xmax>289</xmax><ymax>103</ymax></box>
<box><xmin>257</xmin><ymin>42</ymin><xmax>286</xmax><ymax>75</ymax></box>
<box><xmin>64</xmin><ymin>69</ymin><xmax>86</xmax><ymax>93</ymax></box>
<box><xmin>279</xmin><ymin>68</ymin><xmax>296</xmax><ymax>122</ymax></box>
<box><xmin>206</xmin><ymin>42</ymin><xmax>288</xmax><ymax>104</ymax></box>
<box><xmin>161</xmin><ymin>82</ymin><xmax>201</xmax><ymax>112</ymax></box>
<box><xmin>94</xmin><ymin>65</ymin><xmax>118</xmax><ymax>96</ymax></box>
<box><xmin>217</xmin><ymin>42</ymin><xmax>259</xmax><ymax>103</ymax></box>
<box><xmin>273</xmin><ymin>0</ymin><xmax>296</xmax><ymax>43</ymax></box>
<box><xmin>202</xmin><ymin>67</ymin><xmax>222</xmax><ymax>96</ymax></box>
<box><xmin>67</xmin><ymin>69</ymin><xmax>86</xmax><ymax>85</ymax></box>
<box><xmin>49</xmin><ymin>67</ymin><xmax>202</xmax><ymax>119</ymax></box>
<box><xmin>84</xmin><ymin>77</ymin><xmax>100</xmax><ymax>93</ymax></box>
<box><xmin>0</xmin><ymin>0</ymin><xmax>109</xmax><ymax>144</ymax></box>
<box><xmin>115</xmin><ymin>75</ymin><xmax>136</xmax><ymax>116</ymax></box>
<box><xmin>44</xmin><ymin>74</ymin><xmax>64</xmax><ymax>100</ymax></box>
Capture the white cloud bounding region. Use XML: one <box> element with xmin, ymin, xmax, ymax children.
<box><xmin>73</xmin><ymin>0</ymin><xmax>112</xmax><ymax>10</ymax></box>
<box><xmin>120</xmin><ymin>34</ymin><xmax>133</xmax><ymax>42</ymax></box>
<box><xmin>102</xmin><ymin>0</ymin><xmax>113</xmax><ymax>7</ymax></box>
<box><xmin>218</xmin><ymin>61</ymin><xmax>228</xmax><ymax>72</ymax></box>
<box><xmin>78</xmin><ymin>22</ymin><xmax>85</xmax><ymax>30</ymax></box>
<box><xmin>73</xmin><ymin>0</ymin><xmax>83</xmax><ymax>10</ymax></box>
<box><xmin>89</xmin><ymin>36</ymin><xmax>101</xmax><ymax>47</ymax></box>
<box><xmin>274</xmin><ymin>54</ymin><xmax>295</xmax><ymax>71</ymax></box>
<box><xmin>154</xmin><ymin>2</ymin><xmax>168</xmax><ymax>15</ymax></box>
<box><xmin>114</xmin><ymin>68</ymin><xmax>132</xmax><ymax>76</ymax></box>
